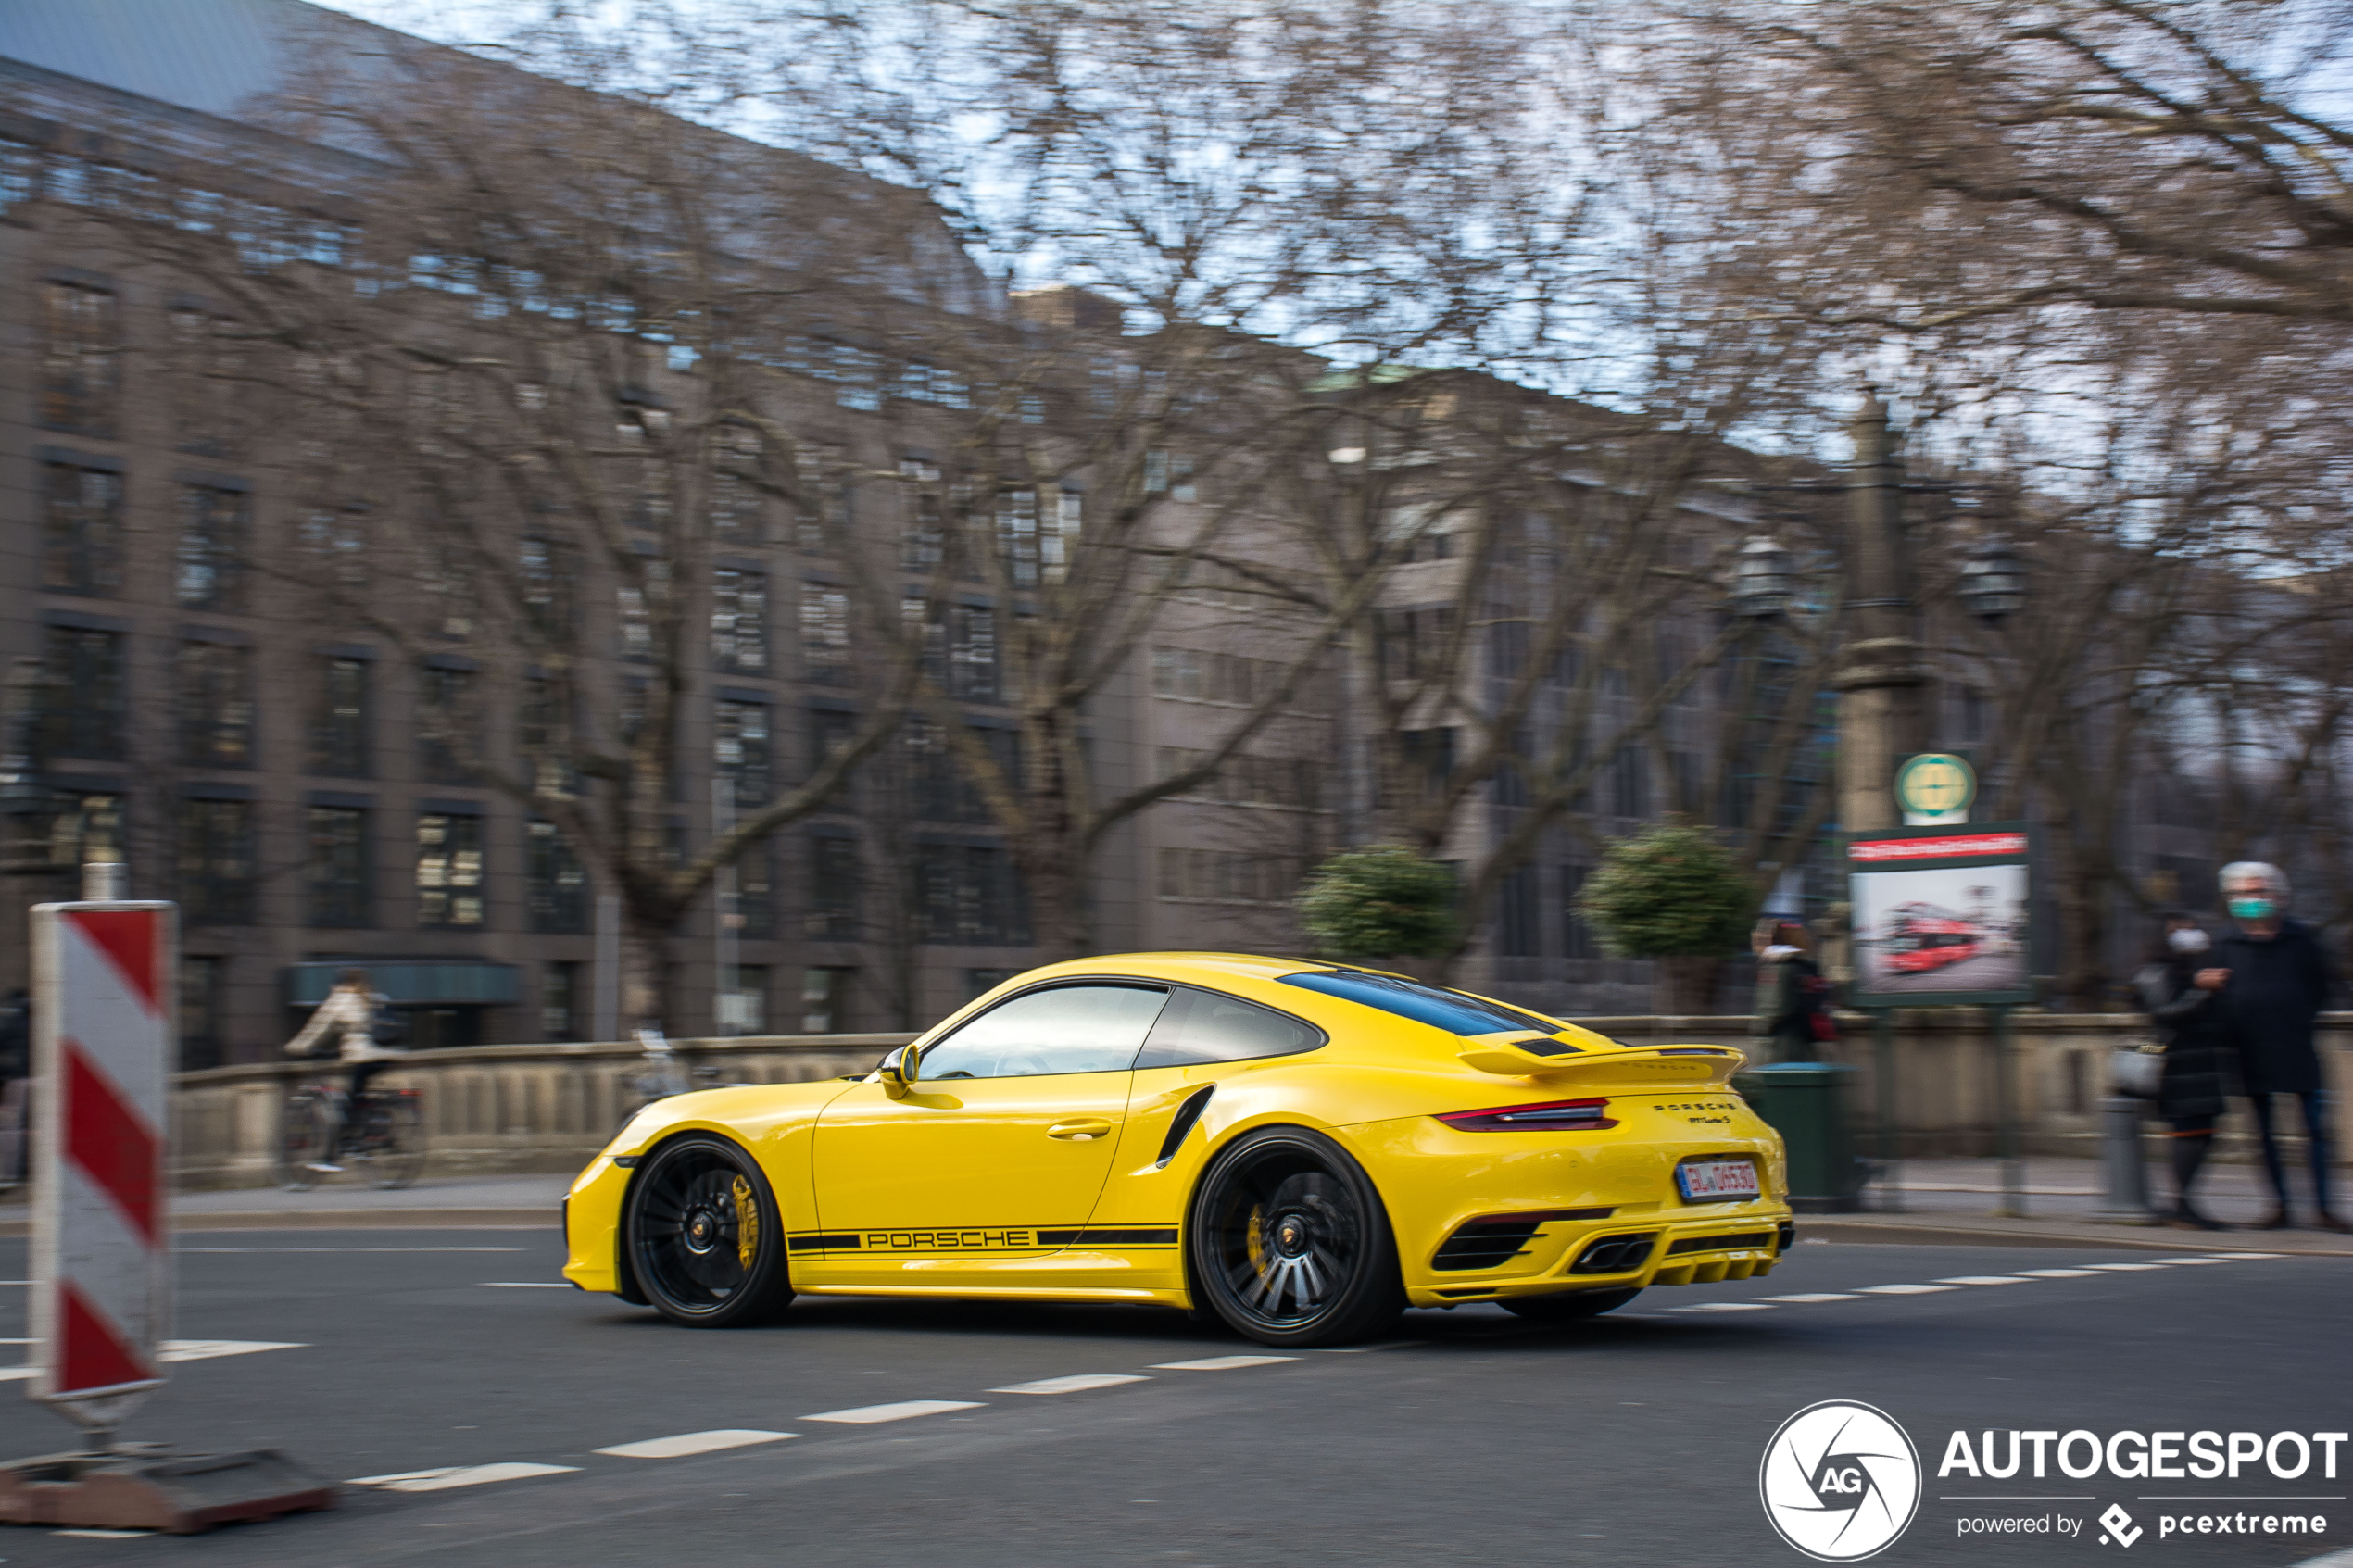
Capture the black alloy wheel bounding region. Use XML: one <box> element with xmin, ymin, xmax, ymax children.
<box><xmin>624</xmin><ymin>1133</ymin><xmax>795</xmax><ymax>1327</ymax></box>
<box><xmin>1187</xmin><ymin>1126</ymin><xmax>1405</xmax><ymax>1348</ymax></box>
<box><xmin>1500</xmin><ymin>1286</ymin><xmax>1642</xmax><ymax>1321</ymax></box>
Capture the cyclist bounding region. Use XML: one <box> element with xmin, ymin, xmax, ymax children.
<box><xmin>283</xmin><ymin>968</ymin><xmax>404</xmax><ymax>1173</ymax></box>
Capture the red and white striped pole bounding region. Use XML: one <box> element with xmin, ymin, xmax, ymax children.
<box><xmin>29</xmin><ymin>895</ymin><xmax>175</xmax><ymax>1445</ymax></box>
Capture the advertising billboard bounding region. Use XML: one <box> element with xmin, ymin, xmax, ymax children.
<box><xmin>1845</xmin><ymin>825</ymin><xmax>2036</xmax><ymax>1008</ymax></box>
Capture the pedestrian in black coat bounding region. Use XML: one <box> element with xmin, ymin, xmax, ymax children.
<box><xmin>2213</xmin><ymin>862</ymin><xmax>2345</xmax><ymax>1232</ymax></box>
<box><xmin>2134</xmin><ymin>916</ymin><xmax>2233</xmax><ymax>1230</ymax></box>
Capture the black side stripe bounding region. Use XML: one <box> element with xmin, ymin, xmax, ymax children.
<box><xmin>787</xmin><ymin>1234</ymin><xmax>863</xmax><ymax>1251</ymax></box>
<box><xmin>1036</xmin><ymin>1227</ymin><xmax>1180</xmax><ymax>1247</ymax></box>
<box><xmin>1155</xmin><ymin>1085</ymin><xmax>1216</xmax><ymax>1168</ymax></box>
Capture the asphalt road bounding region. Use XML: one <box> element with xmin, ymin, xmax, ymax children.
<box><xmin>1</xmin><ymin>1233</ymin><xmax>2347</xmax><ymax>1568</ymax></box>
<box><xmin>1862</xmin><ymin>953</ymin><xmax>2031</xmax><ymax>995</ymax></box>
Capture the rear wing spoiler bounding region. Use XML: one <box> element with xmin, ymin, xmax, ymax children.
<box><xmin>1456</xmin><ymin>1036</ymin><xmax>1748</xmax><ymax>1089</ymax></box>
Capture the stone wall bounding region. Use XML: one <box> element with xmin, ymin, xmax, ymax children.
<box><xmin>168</xmin><ymin>1013</ymin><xmax>2353</xmax><ymax>1188</ymax></box>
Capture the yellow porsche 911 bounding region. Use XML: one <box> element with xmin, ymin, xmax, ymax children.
<box><xmin>560</xmin><ymin>954</ymin><xmax>1793</xmax><ymax>1347</ymax></box>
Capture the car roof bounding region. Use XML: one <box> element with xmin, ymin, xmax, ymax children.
<box><xmin>1022</xmin><ymin>952</ymin><xmax>1328</xmax><ymax>985</ymax></box>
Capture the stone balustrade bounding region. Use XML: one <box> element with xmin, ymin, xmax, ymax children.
<box><xmin>166</xmin><ymin>1013</ymin><xmax>2353</xmax><ymax>1189</ymax></box>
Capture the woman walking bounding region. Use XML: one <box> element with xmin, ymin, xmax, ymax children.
<box><xmin>2133</xmin><ymin>914</ymin><xmax>2234</xmax><ymax>1230</ymax></box>
<box><xmin>1755</xmin><ymin>921</ymin><xmax>1829</xmax><ymax>1065</ymax></box>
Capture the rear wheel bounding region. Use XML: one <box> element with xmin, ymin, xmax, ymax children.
<box><xmin>1500</xmin><ymin>1286</ymin><xmax>1642</xmax><ymax>1321</ymax></box>
<box><xmin>1187</xmin><ymin>1127</ymin><xmax>1404</xmax><ymax>1348</ymax></box>
<box><xmin>275</xmin><ymin>1093</ymin><xmax>331</xmax><ymax>1190</ymax></box>
<box><xmin>624</xmin><ymin>1133</ymin><xmax>794</xmax><ymax>1327</ymax></box>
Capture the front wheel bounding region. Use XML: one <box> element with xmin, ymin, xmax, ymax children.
<box><xmin>623</xmin><ymin>1133</ymin><xmax>795</xmax><ymax>1327</ymax></box>
<box><xmin>1187</xmin><ymin>1126</ymin><xmax>1405</xmax><ymax>1348</ymax></box>
<box><xmin>1500</xmin><ymin>1286</ymin><xmax>1642</xmax><ymax>1321</ymax></box>
<box><xmin>356</xmin><ymin>1096</ymin><xmax>425</xmax><ymax>1189</ymax></box>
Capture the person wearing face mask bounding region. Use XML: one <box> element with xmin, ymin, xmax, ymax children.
<box><xmin>2133</xmin><ymin>914</ymin><xmax>2233</xmax><ymax>1229</ymax></box>
<box><xmin>2213</xmin><ymin>862</ymin><xmax>2346</xmax><ymax>1232</ymax></box>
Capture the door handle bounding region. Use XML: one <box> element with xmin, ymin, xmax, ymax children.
<box><xmin>1048</xmin><ymin>1118</ymin><xmax>1114</xmax><ymax>1141</ymax></box>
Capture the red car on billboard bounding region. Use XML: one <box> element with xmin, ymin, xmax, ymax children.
<box><xmin>1881</xmin><ymin>902</ymin><xmax>1983</xmax><ymax>972</ymax></box>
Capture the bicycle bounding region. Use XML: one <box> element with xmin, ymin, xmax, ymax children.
<box><xmin>277</xmin><ymin>1083</ymin><xmax>425</xmax><ymax>1191</ymax></box>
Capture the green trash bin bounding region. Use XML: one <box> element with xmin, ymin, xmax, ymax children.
<box><xmin>1734</xmin><ymin>1061</ymin><xmax>1862</xmax><ymax>1213</ymax></box>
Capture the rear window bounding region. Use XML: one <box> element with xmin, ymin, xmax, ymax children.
<box><xmin>1277</xmin><ymin>970</ymin><xmax>1574</xmax><ymax>1040</ymax></box>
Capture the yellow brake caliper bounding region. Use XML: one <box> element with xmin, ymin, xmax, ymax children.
<box><xmin>732</xmin><ymin>1173</ymin><xmax>759</xmax><ymax>1271</ymax></box>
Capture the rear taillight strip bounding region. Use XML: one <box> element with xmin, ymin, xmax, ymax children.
<box><xmin>1437</xmin><ymin>1098</ymin><xmax>1617</xmax><ymax>1133</ymax></box>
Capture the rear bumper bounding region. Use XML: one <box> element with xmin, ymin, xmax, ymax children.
<box><xmin>1408</xmin><ymin>1210</ymin><xmax>1793</xmax><ymax>1308</ymax></box>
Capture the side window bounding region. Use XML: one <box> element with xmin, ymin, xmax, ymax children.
<box><xmin>918</xmin><ymin>984</ymin><xmax>1168</xmax><ymax>1081</ymax></box>
<box><xmin>1135</xmin><ymin>985</ymin><xmax>1325</xmax><ymax>1070</ymax></box>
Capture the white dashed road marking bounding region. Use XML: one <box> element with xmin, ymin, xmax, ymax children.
<box><xmin>1767</xmin><ymin>1293</ymin><xmax>1859</xmax><ymax>1302</ymax></box>
<box><xmin>988</xmin><ymin>1374</ymin><xmax>1151</xmax><ymax>1395</ymax></box>
<box><xmin>1935</xmin><ymin>1275</ymin><xmax>2032</xmax><ymax>1286</ymax></box>
<box><xmin>596</xmin><ymin>1430</ymin><xmax>795</xmax><ymax>1459</ymax></box>
<box><xmin>1151</xmin><ymin>1355</ymin><xmax>1298</xmax><ymax>1371</ymax></box>
<box><xmin>350</xmin><ymin>1463</ymin><xmax>580</xmax><ymax>1491</ymax></box>
<box><xmin>1856</xmin><ymin>1284</ymin><xmax>1957</xmax><ymax>1295</ymax></box>
<box><xmin>1675</xmin><ymin>1301</ymin><xmax>1775</xmax><ymax>1312</ymax></box>
<box><xmin>2082</xmin><ymin>1262</ymin><xmax>2169</xmax><ymax>1272</ymax></box>
<box><xmin>159</xmin><ymin>1339</ymin><xmax>308</xmax><ymax>1362</ymax></box>
<box><xmin>803</xmin><ymin>1400</ymin><xmax>985</xmax><ymax>1424</ymax></box>
<box><xmin>480</xmin><ymin>1282</ymin><xmax>573</xmax><ymax>1289</ymax></box>
<box><xmin>2016</xmin><ymin>1268</ymin><xmax>2097</xmax><ymax>1279</ymax></box>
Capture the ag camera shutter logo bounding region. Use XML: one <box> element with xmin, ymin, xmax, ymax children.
<box><xmin>1761</xmin><ymin>1400</ymin><xmax>1922</xmax><ymax>1561</ymax></box>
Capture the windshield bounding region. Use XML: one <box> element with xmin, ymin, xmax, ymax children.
<box><xmin>1277</xmin><ymin>970</ymin><xmax>1578</xmax><ymax>1041</ymax></box>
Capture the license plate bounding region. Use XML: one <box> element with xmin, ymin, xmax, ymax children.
<box><xmin>1677</xmin><ymin>1157</ymin><xmax>1760</xmax><ymax>1202</ymax></box>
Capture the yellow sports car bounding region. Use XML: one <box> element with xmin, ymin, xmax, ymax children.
<box><xmin>561</xmin><ymin>954</ymin><xmax>1793</xmax><ymax>1347</ymax></box>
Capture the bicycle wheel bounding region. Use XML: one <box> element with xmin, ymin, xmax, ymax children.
<box><xmin>276</xmin><ymin>1092</ymin><xmax>331</xmax><ymax>1190</ymax></box>
<box><xmin>367</xmin><ymin>1096</ymin><xmax>425</xmax><ymax>1189</ymax></box>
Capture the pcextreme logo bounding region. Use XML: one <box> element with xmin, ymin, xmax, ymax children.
<box><xmin>1761</xmin><ymin>1400</ymin><xmax>1924</xmax><ymax>1562</ymax></box>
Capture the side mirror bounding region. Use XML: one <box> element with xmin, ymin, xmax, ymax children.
<box><xmin>877</xmin><ymin>1046</ymin><xmax>914</xmax><ymax>1099</ymax></box>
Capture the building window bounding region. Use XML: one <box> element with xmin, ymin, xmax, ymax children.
<box><xmin>997</xmin><ymin>491</ymin><xmax>1039</xmax><ymax>587</ymax></box>
<box><xmin>916</xmin><ymin>843</ymin><xmax>1029</xmax><ymax>946</ymax></box>
<box><xmin>306</xmin><ymin>806</ymin><xmax>371</xmax><ymax>927</ymax></box>
<box><xmin>963</xmin><ymin>967</ymin><xmax>1018</xmax><ymax>1001</ymax></box>
<box><xmin>736</xmin><ymin>838</ymin><xmax>776</xmax><ymax>939</ymax></box>
<box><xmin>179</xmin><ymin>798</ymin><xmax>256</xmax><ymax>926</ymax></box>
<box><xmin>298</xmin><ymin>508</ymin><xmax>368</xmax><ymax>586</ymax></box>
<box><xmin>898</xmin><ymin>458</ymin><xmax>945</xmax><ymax>571</ymax></box>
<box><xmin>43</xmin><ymin>464</ymin><xmax>122</xmax><ymax>596</ymax></box>
<box><xmin>799</xmin><ymin>584</ymin><xmax>849</xmax><ymax>684</ymax></box>
<box><xmin>416</xmin><ymin>812</ymin><xmax>485</xmax><ymax>928</ymax></box>
<box><xmin>310</xmin><ymin>657</ymin><xmax>371</xmax><ymax>776</ymax></box>
<box><xmin>949</xmin><ymin>605</ymin><xmax>999</xmax><ymax>701</ymax></box>
<box><xmin>715</xmin><ymin>700</ymin><xmax>772</xmax><ymax>808</ymax></box>
<box><xmin>48</xmin><ymin>790</ymin><xmax>124</xmax><ymax>877</ymax></box>
<box><xmin>42</xmin><ymin>282</ymin><xmax>119</xmax><ymax>434</ymax></box>
<box><xmin>418</xmin><ymin>665</ymin><xmax>478</xmax><ymax>784</ymax></box>
<box><xmin>1495</xmin><ymin>864</ymin><xmax>1541</xmax><ymax>957</ymax></box>
<box><xmin>540</xmin><ymin>960</ymin><xmax>582</xmax><ymax>1042</ymax></box>
<box><xmin>712</xmin><ymin>567</ymin><xmax>768</xmax><ymax>672</ymax></box>
<box><xmin>179</xmin><ymin>954</ymin><xmax>227</xmax><ymax>1070</ymax></box>
<box><xmin>1560</xmin><ymin>864</ymin><xmax>1597</xmax><ymax>960</ymax></box>
<box><xmin>1144</xmin><ymin>449</ymin><xmax>1195</xmax><ymax>501</ymax></box>
<box><xmin>806</xmin><ymin>707</ymin><xmax>859</xmax><ymax>791</ymax></box>
<box><xmin>1610</xmin><ymin>746</ymin><xmax>1647</xmax><ymax>820</ymax></box>
<box><xmin>39</xmin><ymin>627</ymin><xmax>126</xmax><ymax>760</ymax></box>
<box><xmin>176</xmin><ymin>642</ymin><xmax>256</xmax><ymax>768</ymax></box>
<box><xmin>175</xmin><ymin>485</ymin><xmax>248</xmax><ymax>612</ymax></box>
<box><xmin>1155</xmin><ymin>848</ymin><xmax>1302</xmax><ymax>904</ymax></box>
<box><xmin>719</xmin><ymin>964</ymin><xmax>768</xmax><ymax>1035</ymax></box>
<box><xmin>520</xmin><ymin>538</ymin><xmax>572</xmax><ymax>639</ymax></box>
<box><xmin>799</xmin><ymin>966</ymin><xmax>852</xmax><ymax>1033</ymax></box>
<box><xmin>526</xmin><ymin>820</ymin><xmax>588</xmax><ymax>934</ymax></box>
<box><xmin>806</xmin><ymin>835</ymin><xmax>859</xmax><ymax>938</ymax></box>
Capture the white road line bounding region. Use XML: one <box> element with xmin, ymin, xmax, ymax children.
<box><xmin>802</xmin><ymin>1400</ymin><xmax>985</xmax><ymax>1424</ymax></box>
<box><xmin>1311</xmin><ymin>1341</ymin><xmax>1423</xmax><ymax>1353</ymax></box>
<box><xmin>1766</xmin><ymin>1293</ymin><xmax>1859</xmax><ymax>1302</ymax></box>
<box><xmin>1856</xmin><ymin>1284</ymin><xmax>1957</xmax><ymax>1295</ymax></box>
<box><xmin>988</xmin><ymin>1374</ymin><xmax>1151</xmax><ymax>1396</ymax></box>
<box><xmin>2082</xmin><ymin>1262</ymin><xmax>2169</xmax><ymax>1272</ymax></box>
<box><xmin>53</xmin><ymin>1528</ymin><xmax>153</xmax><ymax>1538</ymax></box>
<box><xmin>0</xmin><ymin>1281</ymin><xmax>29</xmax><ymax>1286</ymax></box>
<box><xmin>1151</xmin><ymin>1355</ymin><xmax>1298</xmax><ymax>1371</ymax></box>
<box><xmin>2015</xmin><ymin>1269</ymin><xmax>2097</xmax><ymax>1279</ymax></box>
<box><xmin>1935</xmin><ymin>1275</ymin><xmax>2033</xmax><ymax>1286</ymax></box>
<box><xmin>596</xmin><ymin>1429</ymin><xmax>795</xmax><ymax>1459</ymax></box>
<box><xmin>349</xmin><ymin>1463</ymin><xmax>579</xmax><ymax>1492</ymax></box>
<box><xmin>0</xmin><ymin>1337</ymin><xmax>29</xmax><ymax>1344</ymax></box>
<box><xmin>2157</xmin><ymin>1257</ymin><xmax>2237</xmax><ymax>1265</ymax></box>
<box><xmin>2215</xmin><ymin>1251</ymin><xmax>2289</xmax><ymax>1259</ymax></box>
<box><xmin>182</xmin><ymin>1246</ymin><xmax>528</xmax><ymax>1254</ymax></box>
<box><xmin>1675</xmin><ymin>1302</ymin><xmax>1775</xmax><ymax>1313</ymax></box>
<box><xmin>479</xmin><ymin>1282</ymin><xmax>573</xmax><ymax>1289</ymax></box>
<box><xmin>0</xmin><ymin>1340</ymin><xmax>302</xmax><ymax>1380</ymax></box>
<box><xmin>160</xmin><ymin>1339</ymin><xmax>308</xmax><ymax>1362</ymax></box>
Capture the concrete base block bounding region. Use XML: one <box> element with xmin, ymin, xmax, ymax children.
<box><xmin>0</xmin><ymin>1447</ymin><xmax>335</xmax><ymax>1534</ymax></box>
